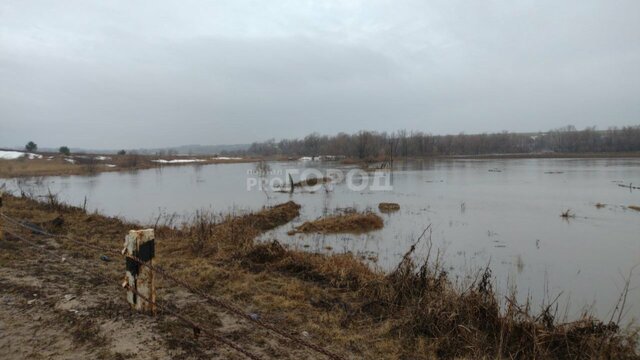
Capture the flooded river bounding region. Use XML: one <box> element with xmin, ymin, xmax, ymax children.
<box><xmin>3</xmin><ymin>158</ymin><xmax>640</xmax><ymax>321</ymax></box>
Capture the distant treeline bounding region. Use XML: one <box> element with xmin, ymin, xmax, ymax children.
<box><xmin>238</xmin><ymin>125</ymin><xmax>640</xmax><ymax>159</ymax></box>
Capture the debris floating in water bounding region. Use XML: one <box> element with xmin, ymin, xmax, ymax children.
<box><xmin>560</xmin><ymin>209</ymin><xmax>575</xmax><ymax>218</ymax></box>
<box><xmin>618</xmin><ymin>183</ymin><xmax>640</xmax><ymax>190</ymax></box>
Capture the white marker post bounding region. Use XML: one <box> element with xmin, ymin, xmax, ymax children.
<box><xmin>122</xmin><ymin>229</ymin><xmax>156</xmax><ymax>315</ymax></box>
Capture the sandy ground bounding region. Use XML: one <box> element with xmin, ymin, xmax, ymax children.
<box><xmin>0</xmin><ymin>232</ymin><xmax>306</xmax><ymax>360</ymax></box>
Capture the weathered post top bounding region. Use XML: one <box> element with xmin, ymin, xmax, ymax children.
<box><xmin>123</xmin><ymin>229</ymin><xmax>156</xmax><ymax>315</ymax></box>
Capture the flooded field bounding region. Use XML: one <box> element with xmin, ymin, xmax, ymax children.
<box><xmin>3</xmin><ymin>158</ymin><xmax>640</xmax><ymax>321</ymax></box>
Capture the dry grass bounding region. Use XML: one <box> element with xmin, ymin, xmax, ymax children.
<box><xmin>168</xmin><ymin>201</ymin><xmax>301</xmax><ymax>257</ymax></box>
<box><xmin>378</xmin><ymin>202</ymin><xmax>400</xmax><ymax>213</ymax></box>
<box><xmin>354</xmin><ymin>244</ymin><xmax>636</xmax><ymax>359</ymax></box>
<box><xmin>3</xmin><ymin>193</ymin><xmax>639</xmax><ymax>359</ymax></box>
<box><xmin>0</xmin><ymin>154</ymin><xmax>256</xmax><ymax>177</ymax></box>
<box><xmin>287</xmin><ymin>212</ymin><xmax>384</xmax><ymax>235</ymax></box>
<box><xmin>628</xmin><ymin>205</ymin><xmax>640</xmax><ymax>212</ymax></box>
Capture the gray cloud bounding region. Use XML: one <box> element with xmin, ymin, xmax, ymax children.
<box><xmin>1</xmin><ymin>0</ymin><xmax>639</xmax><ymax>149</ymax></box>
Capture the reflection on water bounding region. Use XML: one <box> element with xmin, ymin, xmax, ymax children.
<box><xmin>3</xmin><ymin>158</ymin><xmax>640</xmax><ymax>321</ymax></box>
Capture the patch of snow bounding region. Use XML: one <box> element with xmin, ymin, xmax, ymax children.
<box><xmin>105</xmin><ymin>164</ymin><xmax>116</xmax><ymax>168</ymax></box>
<box><xmin>214</xmin><ymin>157</ymin><xmax>242</xmax><ymax>160</ymax></box>
<box><xmin>299</xmin><ymin>156</ymin><xmax>319</xmax><ymax>161</ymax></box>
<box><xmin>0</xmin><ymin>150</ymin><xmax>25</xmax><ymax>160</ymax></box>
<box><xmin>94</xmin><ymin>156</ymin><xmax>111</xmax><ymax>161</ymax></box>
<box><xmin>64</xmin><ymin>158</ymin><xmax>76</xmax><ymax>164</ymax></box>
<box><xmin>151</xmin><ymin>159</ymin><xmax>205</xmax><ymax>164</ymax></box>
<box><xmin>0</xmin><ymin>150</ymin><xmax>42</xmax><ymax>160</ymax></box>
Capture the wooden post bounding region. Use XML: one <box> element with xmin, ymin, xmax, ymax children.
<box><xmin>122</xmin><ymin>229</ymin><xmax>156</xmax><ymax>315</ymax></box>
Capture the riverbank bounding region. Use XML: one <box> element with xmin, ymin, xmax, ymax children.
<box><xmin>1</xmin><ymin>193</ymin><xmax>637</xmax><ymax>359</ymax></box>
<box><xmin>0</xmin><ymin>153</ymin><xmax>257</xmax><ymax>178</ymax></box>
<box><xmin>3</xmin><ymin>151</ymin><xmax>640</xmax><ymax>179</ymax></box>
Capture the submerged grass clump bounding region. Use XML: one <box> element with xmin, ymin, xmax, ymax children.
<box><xmin>287</xmin><ymin>212</ymin><xmax>384</xmax><ymax>235</ymax></box>
<box><xmin>378</xmin><ymin>202</ymin><xmax>400</xmax><ymax>213</ymax></box>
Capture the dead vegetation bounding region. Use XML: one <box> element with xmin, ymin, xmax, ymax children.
<box><xmin>2</xmin><ymin>193</ymin><xmax>639</xmax><ymax>359</ymax></box>
<box><xmin>177</xmin><ymin>201</ymin><xmax>301</xmax><ymax>256</ymax></box>
<box><xmin>287</xmin><ymin>212</ymin><xmax>384</xmax><ymax>235</ymax></box>
<box><xmin>248</xmin><ymin>222</ymin><xmax>640</xmax><ymax>359</ymax></box>
<box><xmin>629</xmin><ymin>205</ymin><xmax>640</xmax><ymax>212</ymax></box>
<box><xmin>378</xmin><ymin>202</ymin><xmax>400</xmax><ymax>213</ymax></box>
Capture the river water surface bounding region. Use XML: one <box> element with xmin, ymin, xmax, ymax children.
<box><xmin>3</xmin><ymin>158</ymin><xmax>640</xmax><ymax>321</ymax></box>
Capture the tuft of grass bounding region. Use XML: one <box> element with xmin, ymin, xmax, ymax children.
<box><xmin>287</xmin><ymin>212</ymin><xmax>383</xmax><ymax>235</ymax></box>
<box><xmin>628</xmin><ymin>205</ymin><xmax>640</xmax><ymax>212</ymax></box>
<box><xmin>378</xmin><ymin>202</ymin><xmax>400</xmax><ymax>213</ymax></box>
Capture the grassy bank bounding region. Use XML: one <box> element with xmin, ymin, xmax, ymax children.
<box><xmin>1</xmin><ymin>193</ymin><xmax>638</xmax><ymax>359</ymax></box>
<box><xmin>0</xmin><ymin>153</ymin><xmax>256</xmax><ymax>178</ymax></box>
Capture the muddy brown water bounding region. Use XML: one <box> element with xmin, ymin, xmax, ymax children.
<box><xmin>3</xmin><ymin>158</ymin><xmax>640</xmax><ymax>322</ymax></box>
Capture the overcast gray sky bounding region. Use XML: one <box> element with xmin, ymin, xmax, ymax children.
<box><xmin>1</xmin><ymin>0</ymin><xmax>639</xmax><ymax>149</ymax></box>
